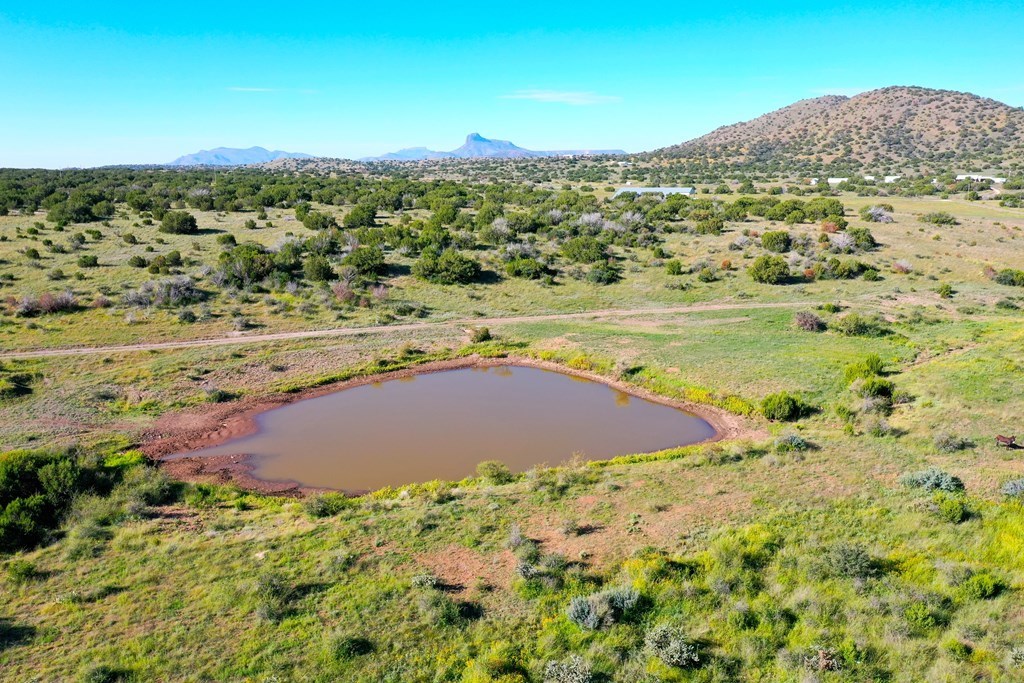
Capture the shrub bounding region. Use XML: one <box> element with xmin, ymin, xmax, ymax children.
<box><xmin>904</xmin><ymin>602</ymin><xmax>938</xmax><ymax>635</ymax></box>
<box><xmin>543</xmin><ymin>655</ymin><xmax>592</xmax><ymax>683</ymax></box>
<box><xmin>1000</xmin><ymin>478</ymin><xmax>1024</xmax><ymax>498</ymax></box>
<box><xmin>412</xmin><ymin>248</ymin><xmax>480</xmax><ymax>284</ymax></box>
<box><xmin>79</xmin><ymin>664</ymin><xmax>130</xmax><ymax>683</ymax></box>
<box><xmin>561</xmin><ymin>236</ymin><xmax>606</xmax><ymax>264</ymax></box>
<box><xmin>944</xmin><ymin>639</ymin><xmax>972</xmax><ymax>662</ymax></box>
<box><xmin>417</xmin><ymin>591</ymin><xmax>463</xmax><ymax>627</ymax></box>
<box><xmin>123</xmin><ymin>276</ymin><xmax>204</xmax><ymax>308</ymax></box>
<box><xmin>934</xmin><ymin>493</ymin><xmax>968</xmax><ymax>524</ymax></box>
<box><xmin>160</xmin><ymin>211</ymin><xmax>198</xmax><ymax>234</ymax></box>
<box><xmin>825</xmin><ymin>543</ymin><xmax>876</xmax><ymax>579</ymax></box>
<box><xmin>934</xmin><ymin>433</ymin><xmax>972</xmax><ymax>453</ymax></box>
<box><xmin>5</xmin><ymin>558</ymin><xmax>40</xmax><ymax>584</ymax></box>
<box><xmin>854</xmin><ymin>376</ymin><xmax>894</xmax><ymax>398</ymax></box>
<box><xmin>302</xmin><ymin>492</ymin><xmax>353</xmax><ymax>518</ymax></box>
<box><xmin>695</xmin><ymin>216</ymin><xmax>724</xmax><ymax>235</ymax></box>
<box><xmin>994</xmin><ymin>268</ymin><xmax>1024</xmax><ymax>287</ymax></box>
<box><xmin>343</xmin><ymin>203</ymin><xmax>377</xmax><ymax>229</ymax></box>
<box><xmin>302</xmin><ymin>210</ymin><xmax>338</xmax><ymax>231</ymax></box>
<box><xmin>477</xmin><ymin>460</ymin><xmax>514</xmax><ymax>484</ymax></box>
<box><xmin>843</xmin><ymin>354</ymin><xmax>885</xmax><ymax>382</ymax></box>
<box><xmin>774</xmin><ymin>433</ymin><xmax>810</xmax><ymax>453</ymax></box>
<box><xmin>748</xmin><ymin>255</ymin><xmax>789</xmax><ymax>284</ymax></box>
<box><xmin>900</xmin><ymin>468</ymin><xmax>964</xmax><ymax>493</ymax></box>
<box><xmin>831</xmin><ymin>313</ymin><xmax>890</xmax><ymax>337</ymax></box>
<box><xmin>342</xmin><ymin>246</ymin><xmax>386</xmax><ymax>276</ymax></box>
<box><xmin>586</xmin><ymin>263</ymin><xmax>620</xmax><ymax>285</ymax></box>
<box><xmin>0</xmin><ymin>448</ymin><xmax>86</xmax><ymax>551</ymax></box>
<box><xmin>794</xmin><ymin>311</ymin><xmax>825</xmax><ymax>331</ymax></box>
<box><xmin>411</xmin><ymin>573</ymin><xmax>440</xmax><ymax>589</ymax></box>
<box><xmin>303</xmin><ymin>255</ymin><xmax>334</xmax><ymax>282</ymax></box>
<box><xmin>566</xmin><ymin>596</ymin><xmax>600</xmax><ymax>630</ymax></box>
<box><xmin>77</xmin><ymin>254</ymin><xmax>99</xmax><ymax>268</ymax></box>
<box><xmin>761</xmin><ymin>392</ymin><xmax>808</xmax><ymax>421</ymax></box>
<box><xmin>505</xmin><ymin>257</ymin><xmax>546</xmax><ymax>279</ymax></box>
<box><xmin>665</xmin><ymin>259</ymin><xmax>683</xmax><ymax>275</ymax></box>
<box><xmin>325</xmin><ymin>632</ymin><xmax>374</xmax><ymax>662</ymax></box>
<box><xmin>470</xmin><ymin>326</ymin><xmax>492</xmax><ymax>343</ymax></box>
<box><xmin>645</xmin><ymin>624</ymin><xmax>700</xmax><ymax>668</ymax></box>
<box><xmin>860</xmin><ymin>205</ymin><xmax>894</xmax><ymax>223</ymax></box>
<box><xmin>920</xmin><ymin>211</ymin><xmax>957</xmax><ymax>226</ymax></box>
<box><xmin>127</xmin><ymin>255</ymin><xmax>148</xmax><ymax>268</ymax></box>
<box><xmin>760</xmin><ymin>230</ymin><xmax>791</xmax><ymax>253</ymax></box>
<box><xmin>253</xmin><ymin>570</ymin><xmax>293</xmax><ymax>622</ymax></box>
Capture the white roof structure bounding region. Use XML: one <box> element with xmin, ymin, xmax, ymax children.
<box><xmin>956</xmin><ymin>174</ymin><xmax>1007</xmax><ymax>184</ymax></box>
<box><xmin>826</xmin><ymin>177</ymin><xmax>849</xmax><ymax>185</ymax></box>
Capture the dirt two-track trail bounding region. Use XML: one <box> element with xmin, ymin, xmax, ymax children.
<box><xmin>0</xmin><ymin>302</ymin><xmax>812</xmax><ymax>360</ymax></box>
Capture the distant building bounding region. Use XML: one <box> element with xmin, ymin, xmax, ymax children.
<box><xmin>827</xmin><ymin>177</ymin><xmax>849</xmax><ymax>185</ymax></box>
<box><xmin>884</xmin><ymin>175</ymin><xmax>902</xmax><ymax>183</ymax></box>
<box><xmin>613</xmin><ymin>186</ymin><xmax>696</xmax><ymax>198</ymax></box>
<box><xmin>956</xmin><ymin>174</ymin><xmax>1007</xmax><ymax>184</ymax></box>
<box><xmin>863</xmin><ymin>175</ymin><xmax>876</xmax><ymax>181</ymax></box>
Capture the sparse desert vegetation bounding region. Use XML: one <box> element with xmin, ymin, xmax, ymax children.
<box><xmin>1</xmin><ymin>158</ymin><xmax>1023</xmax><ymax>681</ymax></box>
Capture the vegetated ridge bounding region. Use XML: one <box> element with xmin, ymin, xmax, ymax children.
<box><xmin>652</xmin><ymin>86</ymin><xmax>1024</xmax><ymax>174</ymax></box>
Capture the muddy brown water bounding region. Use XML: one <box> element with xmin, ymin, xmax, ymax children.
<box><xmin>172</xmin><ymin>365</ymin><xmax>716</xmax><ymax>492</ymax></box>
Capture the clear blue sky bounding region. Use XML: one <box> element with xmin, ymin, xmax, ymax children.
<box><xmin>2</xmin><ymin>1</ymin><xmax>1023</xmax><ymax>168</ymax></box>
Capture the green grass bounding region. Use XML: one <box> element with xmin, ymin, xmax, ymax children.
<box><xmin>0</xmin><ymin>189</ymin><xmax>1023</xmax><ymax>681</ymax></box>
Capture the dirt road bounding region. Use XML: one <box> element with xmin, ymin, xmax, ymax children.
<box><xmin>0</xmin><ymin>301</ymin><xmax>811</xmax><ymax>360</ymax></box>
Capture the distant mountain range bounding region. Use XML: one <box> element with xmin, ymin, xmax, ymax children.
<box><xmin>652</xmin><ymin>86</ymin><xmax>1024</xmax><ymax>172</ymax></box>
<box><xmin>362</xmin><ymin>133</ymin><xmax>625</xmax><ymax>161</ymax></box>
<box><xmin>167</xmin><ymin>146</ymin><xmax>315</xmax><ymax>166</ymax></box>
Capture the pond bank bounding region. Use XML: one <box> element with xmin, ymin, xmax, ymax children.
<box><xmin>142</xmin><ymin>355</ymin><xmax>763</xmax><ymax>496</ymax></box>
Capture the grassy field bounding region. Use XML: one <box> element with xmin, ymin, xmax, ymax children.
<box><xmin>1</xmin><ymin>186</ymin><xmax>1024</xmax><ymax>681</ymax></box>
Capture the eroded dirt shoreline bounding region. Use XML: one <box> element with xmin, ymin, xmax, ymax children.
<box><xmin>142</xmin><ymin>356</ymin><xmax>764</xmax><ymax>496</ymax></box>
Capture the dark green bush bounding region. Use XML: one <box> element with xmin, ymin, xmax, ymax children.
<box><xmin>831</xmin><ymin>313</ymin><xmax>890</xmax><ymax>337</ymax></box>
<box><xmin>412</xmin><ymin>249</ymin><xmax>480</xmax><ymax>284</ymax></box>
<box><xmin>159</xmin><ymin>211</ymin><xmax>198</xmax><ymax>234</ymax></box>
<box><xmin>959</xmin><ymin>571</ymin><xmax>1003</xmax><ymax>600</ymax></box>
<box><xmin>994</xmin><ymin>269</ymin><xmax>1024</xmax><ymax>287</ymax></box>
<box><xmin>561</xmin><ymin>236</ymin><xmax>606</xmax><ymax>264</ymax></box>
<box><xmin>761</xmin><ymin>392</ymin><xmax>808</xmax><ymax>421</ymax></box>
<box><xmin>919</xmin><ymin>212</ymin><xmax>957</xmax><ymax>226</ymax></box>
<box><xmin>748</xmin><ymin>255</ymin><xmax>789</xmax><ymax>284</ymax></box>
<box><xmin>341</xmin><ymin>246</ymin><xmax>386</xmax><ymax>277</ymax></box>
<box><xmin>586</xmin><ymin>263</ymin><xmax>620</xmax><ymax>285</ymax></box>
<box><xmin>505</xmin><ymin>257</ymin><xmax>546</xmax><ymax>279</ymax></box>
<box><xmin>761</xmin><ymin>230</ymin><xmax>791</xmax><ymax>253</ymax></box>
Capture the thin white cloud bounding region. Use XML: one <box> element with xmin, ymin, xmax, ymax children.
<box><xmin>500</xmin><ymin>89</ymin><xmax>622</xmax><ymax>106</ymax></box>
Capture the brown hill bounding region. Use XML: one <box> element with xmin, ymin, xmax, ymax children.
<box><xmin>654</xmin><ymin>86</ymin><xmax>1024</xmax><ymax>174</ymax></box>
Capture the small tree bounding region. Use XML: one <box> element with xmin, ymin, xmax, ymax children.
<box><xmin>761</xmin><ymin>230</ymin><xmax>792</xmax><ymax>253</ymax></box>
<box><xmin>160</xmin><ymin>211</ymin><xmax>198</xmax><ymax>235</ymax></box>
<box><xmin>761</xmin><ymin>392</ymin><xmax>806</xmax><ymax>421</ymax></box>
<box><xmin>748</xmin><ymin>255</ymin><xmax>789</xmax><ymax>284</ymax></box>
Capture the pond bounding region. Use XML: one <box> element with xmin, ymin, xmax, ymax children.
<box><xmin>175</xmin><ymin>365</ymin><xmax>717</xmax><ymax>492</ymax></box>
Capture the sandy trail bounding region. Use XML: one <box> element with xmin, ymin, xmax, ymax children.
<box><xmin>0</xmin><ymin>301</ymin><xmax>811</xmax><ymax>359</ymax></box>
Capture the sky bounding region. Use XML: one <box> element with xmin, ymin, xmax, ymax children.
<box><xmin>2</xmin><ymin>1</ymin><xmax>1023</xmax><ymax>168</ymax></box>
